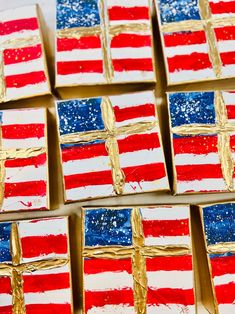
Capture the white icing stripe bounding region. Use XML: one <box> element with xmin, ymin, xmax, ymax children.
<box><xmin>4</xmin><ymin>58</ymin><xmax>45</xmax><ymax>76</ymax></box>
<box><xmin>108</xmin><ymin>0</ymin><xmax>149</xmax><ymax>7</ymax></box>
<box><xmin>0</xmin><ymin>294</ymin><xmax>12</xmax><ymax>307</ymax></box>
<box><xmin>18</xmin><ymin>217</ymin><xmax>67</xmax><ymax>237</ymax></box>
<box><xmin>5</xmin><ymin>164</ymin><xmax>46</xmax><ymax>183</ymax></box>
<box><xmin>87</xmin><ymin>305</ymin><xmax>135</xmax><ymax>314</ymax></box>
<box><xmin>85</xmin><ymin>272</ymin><xmax>133</xmax><ymax>291</ymax></box>
<box><xmin>57</xmin><ymin>49</ymin><xmax>103</xmax><ymax>62</ymax></box>
<box><xmin>146</xmin><ymin>305</ymin><xmax>195</xmax><ymax>314</ymax></box>
<box><xmin>22</xmin><ymin>253</ymin><xmax>68</xmax><ymax>264</ymax></box>
<box><xmin>110</xmin><ymin>91</ymin><xmax>155</xmax><ymax>109</ymax></box>
<box><xmin>0</xmin><ymin>29</ymin><xmax>40</xmax><ymax>45</ymax></box>
<box><xmin>209</xmin><ymin>0</ymin><xmax>232</xmax><ymax>3</ymax></box>
<box><xmin>111</xmin><ymin>47</ymin><xmax>152</xmax><ymax>59</ymax></box>
<box><xmin>222</xmin><ymin>91</ymin><xmax>235</xmax><ymax>105</ymax></box>
<box><xmin>23</xmin><ymin>264</ymin><xmax>69</xmax><ymax>276</ymax></box>
<box><xmin>174</xmin><ymin>153</ymin><xmax>220</xmax><ymax>165</ymax></box>
<box><xmin>56</xmin><ymin>73</ymin><xmax>106</xmax><ymax>86</ymax></box>
<box><xmin>109</xmin><ymin>19</ymin><xmax>150</xmax><ymax>26</ymax></box>
<box><xmin>213</xmin><ymin>274</ymin><xmax>235</xmax><ymax>286</ymax></box>
<box><xmin>5</xmin><ymin>81</ymin><xmax>49</xmax><ymax>102</ymax></box>
<box><xmin>113</xmin><ymin>70</ymin><xmax>155</xmax><ymax>82</ymax></box>
<box><xmin>66</xmin><ymin>184</ymin><xmax>114</xmax><ymax>201</ymax></box>
<box><xmin>218</xmin><ymin>304</ymin><xmax>235</xmax><ymax>314</ymax></box>
<box><xmin>147</xmin><ymin>270</ymin><xmax>193</xmax><ymax>289</ymax></box>
<box><xmin>140</xmin><ymin>206</ymin><xmax>190</xmax><ymax>221</ymax></box>
<box><xmin>115</xmin><ymin>116</ymin><xmax>156</xmax><ymax>128</ymax></box>
<box><xmin>124</xmin><ymin>177</ymin><xmax>169</xmax><ymax>193</ymax></box>
<box><xmin>63</xmin><ymin>156</ymin><xmax>110</xmax><ymax>176</ymax></box>
<box><xmin>169</xmin><ymin>68</ymin><xmax>215</xmax><ymax>84</ymax></box>
<box><xmin>217</xmin><ymin>41</ymin><xmax>235</xmax><ymax>53</ymax></box>
<box><xmin>211</xmin><ymin>12</ymin><xmax>235</xmax><ymax>17</ymax></box>
<box><xmin>176</xmin><ymin>178</ymin><xmax>227</xmax><ymax>193</ymax></box>
<box><xmin>222</xmin><ymin>64</ymin><xmax>235</xmax><ymax>78</ymax></box>
<box><xmin>1</xmin><ymin>196</ymin><xmax>47</xmax><ymax>212</ymax></box>
<box><xmin>165</xmin><ymin>43</ymin><xmax>209</xmax><ymax>58</ymax></box>
<box><xmin>144</xmin><ymin>235</ymin><xmax>191</xmax><ymax>246</ymax></box>
<box><xmin>2</xmin><ymin>108</ymin><xmax>45</xmax><ymax>125</ymax></box>
<box><xmin>2</xmin><ymin>137</ymin><xmax>45</xmax><ymax>149</ymax></box>
<box><xmin>0</xmin><ymin>5</ymin><xmax>37</xmax><ymax>22</ymax></box>
<box><xmin>24</xmin><ymin>289</ymin><xmax>71</xmax><ymax>305</ymax></box>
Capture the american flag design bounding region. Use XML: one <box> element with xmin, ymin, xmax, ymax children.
<box><xmin>83</xmin><ymin>206</ymin><xmax>195</xmax><ymax>313</ymax></box>
<box><xmin>201</xmin><ymin>203</ymin><xmax>235</xmax><ymax>313</ymax></box>
<box><xmin>0</xmin><ymin>217</ymin><xmax>73</xmax><ymax>314</ymax></box>
<box><xmin>56</xmin><ymin>91</ymin><xmax>168</xmax><ymax>202</ymax></box>
<box><xmin>56</xmin><ymin>0</ymin><xmax>155</xmax><ymax>86</ymax></box>
<box><xmin>155</xmin><ymin>0</ymin><xmax>235</xmax><ymax>84</ymax></box>
<box><xmin>0</xmin><ymin>5</ymin><xmax>50</xmax><ymax>102</ymax></box>
<box><xmin>0</xmin><ymin>108</ymin><xmax>49</xmax><ymax>212</ymax></box>
<box><xmin>168</xmin><ymin>90</ymin><xmax>235</xmax><ymax>194</ymax></box>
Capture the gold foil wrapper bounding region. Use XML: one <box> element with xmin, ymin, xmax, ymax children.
<box><xmin>207</xmin><ymin>242</ymin><xmax>235</xmax><ymax>254</ymax></box>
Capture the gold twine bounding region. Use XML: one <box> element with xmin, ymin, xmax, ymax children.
<box><xmin>161</xmin><ymin>0</ymin><xmax>235</xmax><ymax>78</ymax></box>
<box><xmin>172</xmin><ymin>91</ymin><xmax>235</xmax><ymax>191</ymax></box>
<box><xmin>0</xmin><ymin>222</ymin><xmax>69</xmax><ymax>314</ymax></box>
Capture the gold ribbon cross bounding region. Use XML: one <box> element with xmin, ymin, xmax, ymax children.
<box><xmin>83</xmin><ymin>207</ymin><xmax>191</xmax><ymax>314</ymax></box>
<box><xmin>0</xmin><ymin>222</ymin><xmax>69</xmax><ymax>314</ymax></box>
<box><xmin>161</xmin><ymin>0</ymin><xmax>235</xmax><ymax>79</ymax></box>
<box><xmin>172</xmin><ymin>91</ymin><xmax>235</xmax><ymax>191</ymax></box>
<box><xmin>59</xmin><ymin>96</ymin><xmax>157</xmax><ymax>195</ymax></box>
<box><xmin>57</xmin><ymin>0</ymin><xmax>151</xmax><ymax>83</ymax></box>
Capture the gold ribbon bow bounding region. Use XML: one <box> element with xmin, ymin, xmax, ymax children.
<box><xmin>83</xmin><ymin>207</ymin><xmax>192</xmax><ymax>314</ymax></box>
<box><xmin>57</xmin><ymin>0</ymin><xmax>151</xmax><ymax>83</ymax></box>
<box><xmin>171</xmin><ymin>91</ymin><xmax>235</xmax><ymax>191</ymax></box>
<box><xmin>161</xmin><ymin>0</ymin><xmax>235</xmax><ymax>79</ymax></box>
<box><xmin>0</xmin><ymin>222</ymin><xmax>69</xmax><ymax>314</ymax></box>
<box><xmin>59</xmin><ymin>96</ymin><xmax>157</xmax><ymax>195</ymax></box>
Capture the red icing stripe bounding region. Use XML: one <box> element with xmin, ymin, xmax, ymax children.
<box><xmin>26</xmin><ymin>304</ymin><xmax>72</xmax><ymax>314</ymax></box>
<box><xmin>4</xmin><ymin>44</ymin><xmax>42</xmax><ymax>65</ymax></box>
<box><xmin>85</xmin><ymin>289</ymin><xmax>134</xmax><ymax>312</ymax></box>
<box><xmin>118</xmin><ymin>133</ymin><xmax>161</xmax><ymax>154</ymax></box>
<box><xmin>57</xmin><ymin>60</ymin><xmax>103</xmax><ymax>75</ymax></box>
<box><xmin>230</xmin><ymin>134</ymin><xmax>235</xmax><ymax>152</ymax></box>
<box><xmin>84</xmin><ymin>258</ymin><xmax>132</xmax><ymax>275</ymax></box>
<box><xmin>164</xmin><ymin>31</ymin><xmax>207</xmax><ymax>47</ymax></box>
<box><xmin>168</xmin><ymin>53</ymin><xmax>212</xmax><ymax>72</ymax></box>
<box><xmin>146</xmin><ymin>255</ymin><xmax>193</xmax><ymax>271</ymax></box>
<box><xmin>214</xmin><ymin>26</ymin><xmax>235</xmax><ymax>41</ymax></box>
<box><xmin>173</xmin><ymin>136</ymin><xmax>218</xmax><ymax>155</ymax></box>
<box><xmin>62</xmin><ymin>142</ymin><xmax>108</xmax><ymax>162</ymax></box>
<box><xmin>0</xmin><ymin>306</ymin><xmax>12</xmax><ymax>314</ymax></box>
<box><xmin>5</xmin><ymin>153</ymin><xmax>46</xmax><ymax>168</ymax></box>
<box><xmin>142</xmin><ymin>219</ymin><xmax>189</xmax><ymax>238</ymax></box>
<box><xmin>0</xmin><ymin>277</ymin><xmax>12</xmax><ymax>294</ymax></box>
<box><xmin>226</xmin><ymin>105</ymin><xmax>235</xmax><ymax>119</ymax></box>
<box><xmin>114</xmin><ymin>103</ymin><xmax>155</xmax><ymax>122</ymax></box>
<box><xmin>21</xmin><ymin>234</ymin><xmax>68</xmax><ymax>258</ymax></box>
<box><xmin>108</xmin><ymin>6</ymin><xmax>149</xmax><ymax>21</ymax></box>
<box><xmin>2</xmin><ymin>124</ymin><xmax>44</xmax><ymax>139</ymax></box>
<box><xmin>113</xmin><ymin>58</ymin><xmax>153</xmax><ymax>72</ymax></box>
<box><xmin>220</xmin><ymin>51</ymin><xmax>235</xmax><ymax>66</ymax></box>
<box><xmin>4</xmin><ymin>180</ymin><xmax>47</xmax><ymax>197</ymax></box>
<box><xmin>57</xmin><ymin>36</ymin><xmax>101</xmax><ymax>51</ymax></box>
<box><xmin>210</xmin><ymin>255</ymin><xmax>235</xmax><ymax>277</ymax></box>
<box><xmin>111</xmin><ymin>34</ymin><xmax>151</xmax><ymax>48</ymax></box>
<box><xmin>5</xmin><ymin>71</ymin><xmax>46</xmax><ymax>88</ymax></box>
<box><xmin>65</xmin><ymin>170</ymin><xmax>113</xmax><ymax>189</ymax></box>
<box><xmin>210</xmin><ymin>1</ymin><xmax>235</xmax><ymax>14</ymax></box>
<box><xmin>215</xmin><ymin>282</ymin><xmax>235</xmax><ymax>304</ymax></box>
<box><xmin>176</xmin><ymin>164</ymin><xmax>223</xmax><ymax>181</ymax></box>
<box><xmin>0</xmin><ymin>17</ymin><xmax>38</xmax><ymax>36</ymax></box>
<box><xmin>123</xmin><ymin>163</ymin><xmax>166</xmax><ymax>182</ymax></box>
<box><xmin>147</xmin><ymin>288</ymin><xmax>195</xmax><ymax>305</ymax></box>
<box><xmin>23</xmin><ymin>273</ymin><xmax>70</xmax><ymax>293</ymax></box>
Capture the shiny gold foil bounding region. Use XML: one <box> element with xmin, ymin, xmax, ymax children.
<box><xmin>59</xmin><ymin>96</ymin><xmax>157</xmax><ymax>196</ymax></box>
<box><xmin>207</xmin><ymin>242</ymin><xmax>235</xmax><ymax>254</ymax></box>
<box><xmin>0</xmin><ymin>223</ymin><xmax>69</xmax><ymax>314</ymax></box>
<box><xmin>172</xmin><ymin>91</ymin><xmax>235</xmax><ymax>191</ymax></box>
<box><xmin>141</xmin><ymin>245</ymin><xmax>191</xmax><ymax>257</ymax></box>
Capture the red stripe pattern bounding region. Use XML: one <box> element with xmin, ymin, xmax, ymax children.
<box><xmin>58</xmin><ymin>92</ymin><xmax>168</xmax><ymax>202</ymax></box>
<box><xmin>157</xmin><ymin>0</ymin><xmax>235</xmax><ymax>83</ymax></box>
<box><xmin>1</xmin><ymin>6</ymin><xmax>49</xmax><ymax>102</ymax></box>
<box><xmin>0</xmin><ymin>108</ymin><xmax>49</xmax><ymax>212</ymax></box>
<box><xmin>56</xmin><ymin>0</ymin><xmax>154</xmax><ymax>86</ymax></box>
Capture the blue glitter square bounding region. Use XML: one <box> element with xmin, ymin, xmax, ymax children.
<box><xmin>85</xmin><ymin>208</ymin><xmax>133</xmax><ymax>246</ymax></box>
<box><xmin>203</xmin><ymin>203</ymin><xmax>235</xmax><ymax>246</ymax></box>
<box><xmin>169</xmin><ymin>92</ymin><xmax>216</xmax><ymax>128</ymax></box>
<box><xmin>0</xmin><ymin>222</ymin><xmax>12</xmax><ymax>263</ymax></box>
<box><xmin>158</xmin><ymin>0</ymin><xmax>201</xmax><ymax>24</ymax></box>
<box><xmin>57</xmin><ymin>0</ymin><xmax>101</xmax><ymax>30</ymax></box>
<box><xmin>57</xmin><ymin>98</ymin><xmax>105</xmax><ymax>136</ymax></box>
